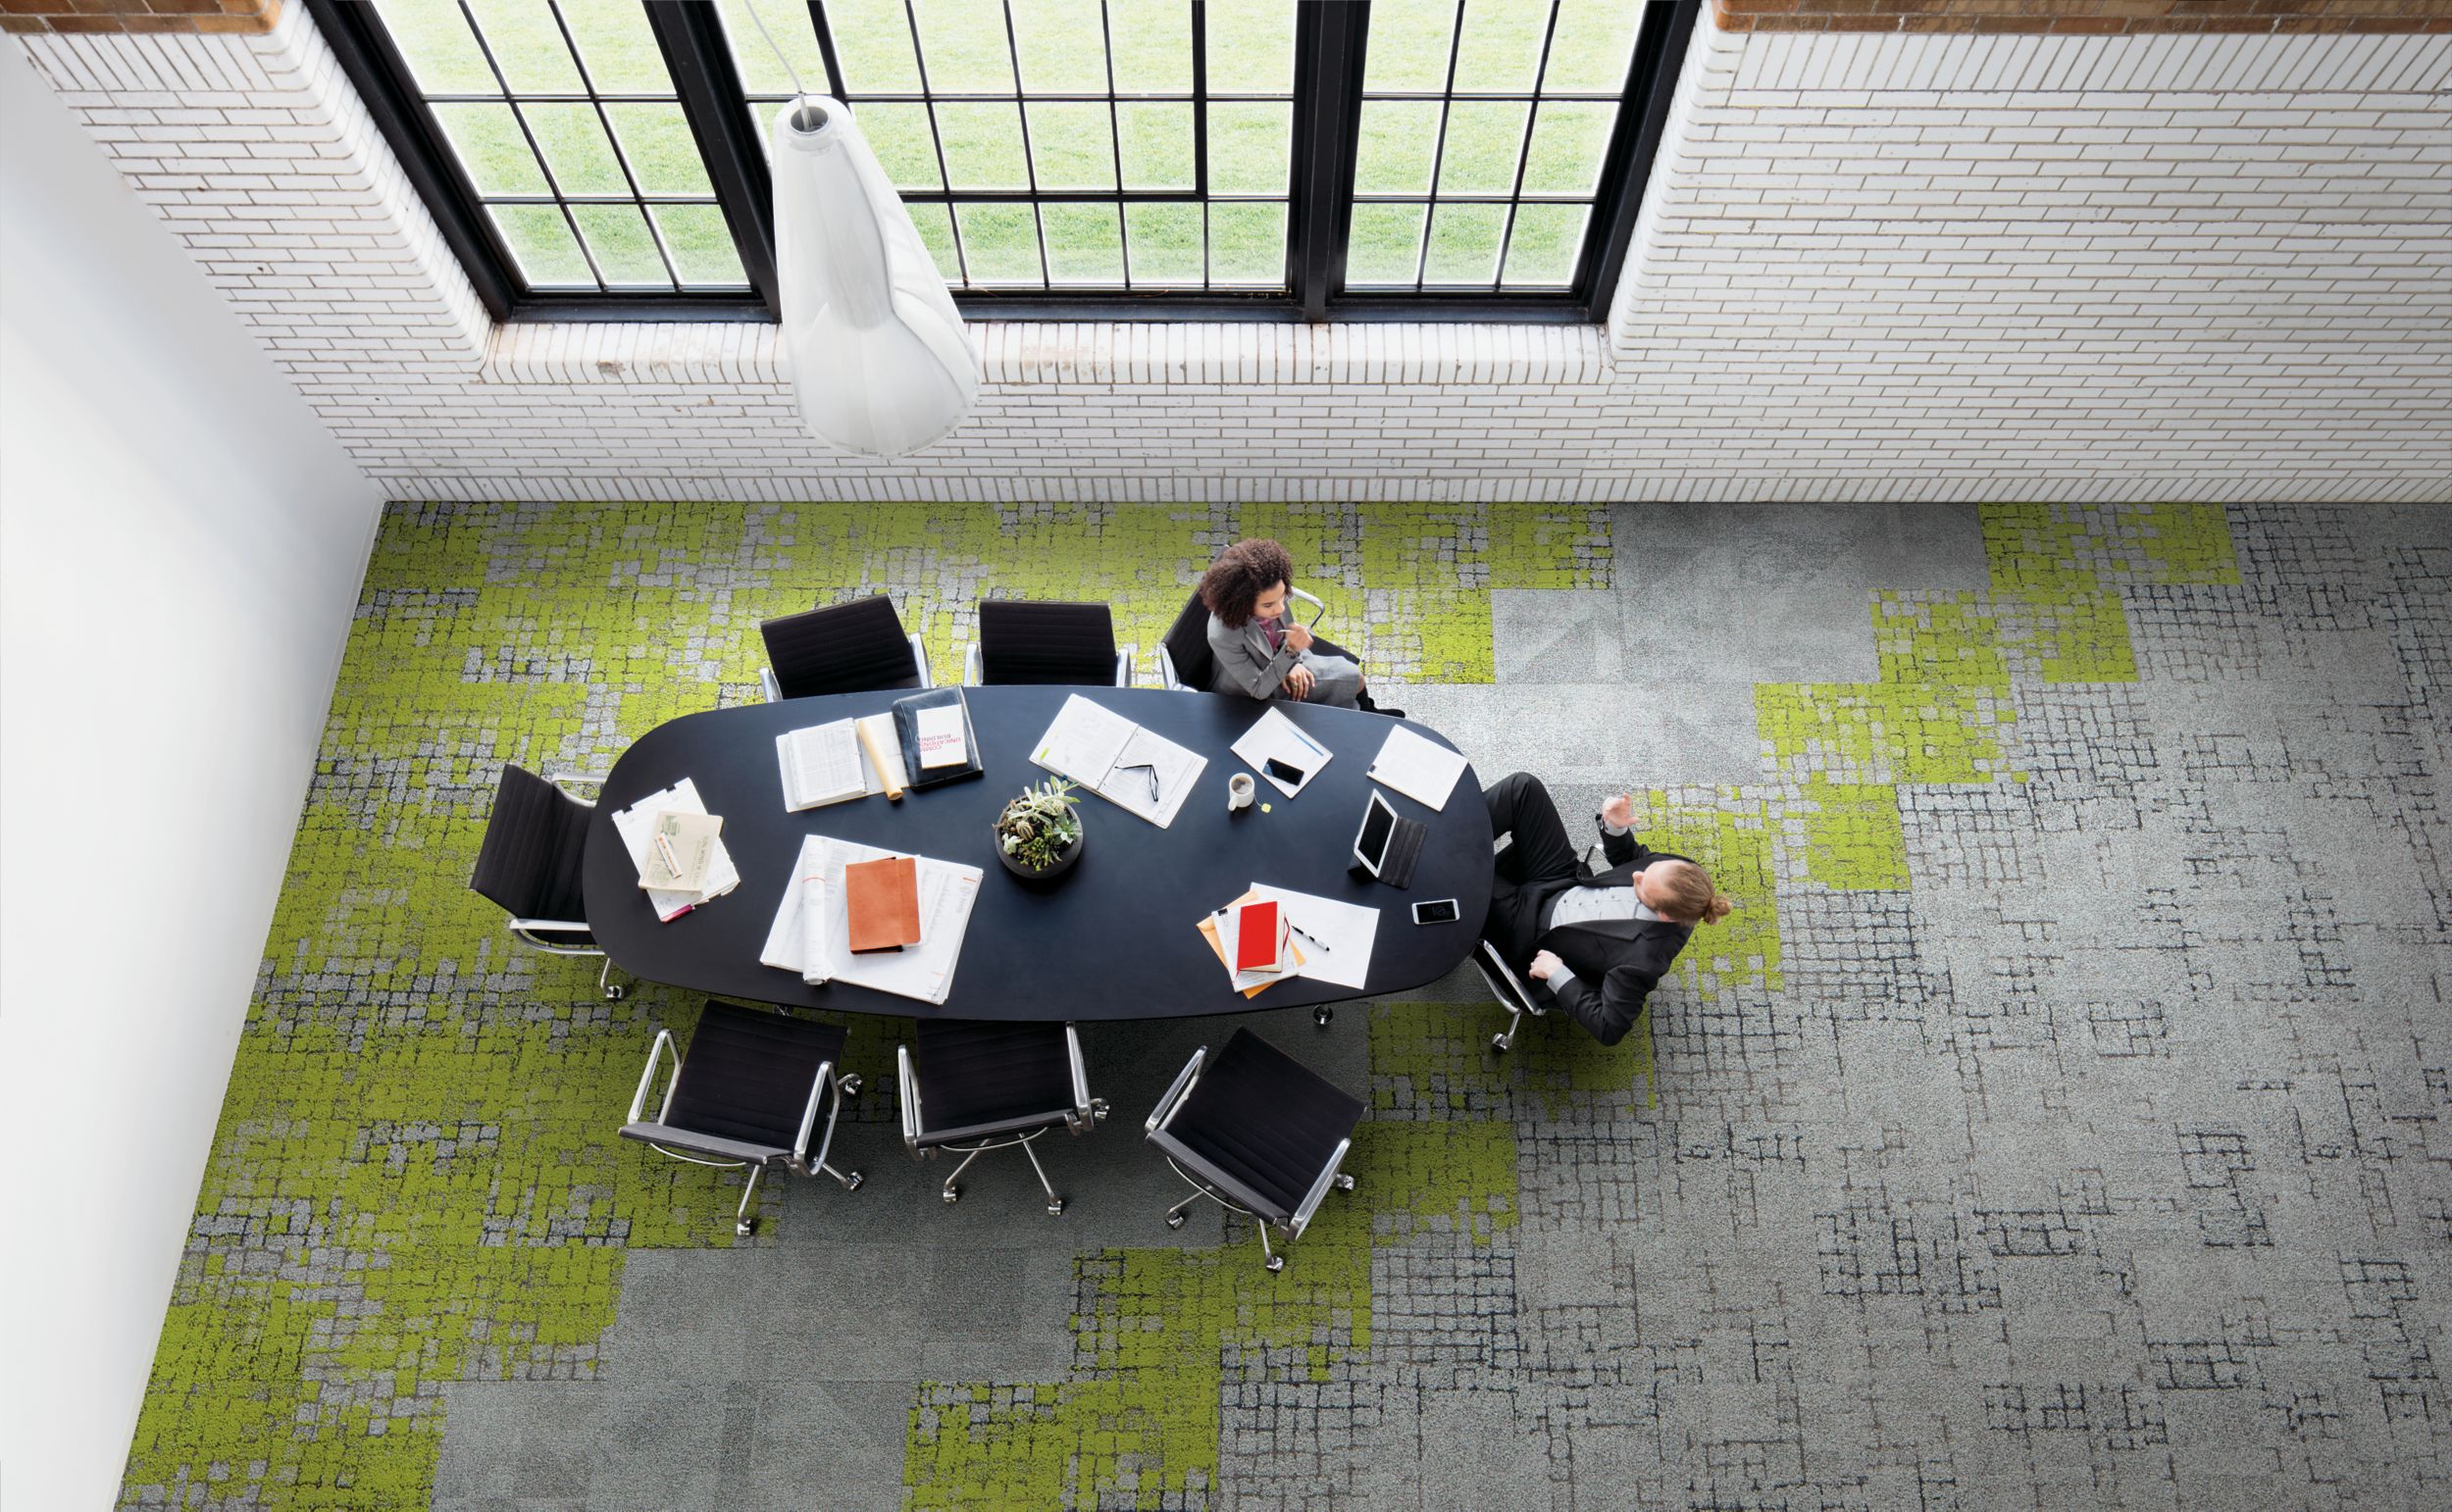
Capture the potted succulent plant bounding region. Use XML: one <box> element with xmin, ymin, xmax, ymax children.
<box><xmin>993</xmin><ymin>777</ymin><xmax>1084</xmax><ymax>880</ymax></box>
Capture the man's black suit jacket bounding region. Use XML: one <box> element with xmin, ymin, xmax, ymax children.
<box><xmin>1500</xmin><ymin>821</ymin><xmax>1695</xmax><ymax>1048</ymax></box>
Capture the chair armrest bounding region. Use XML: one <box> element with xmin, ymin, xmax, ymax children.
<box><xmin>759</xmin><ymin>666</ymin><xmax>783</xmax><ymax>704</ymax></box>
<box><xmin>544</xmin><ymin>772</ymin><xmax>609</xmax><ymax>806</ymax></box>
<box><xmin>630</xmin><ymin>1029</ymin><xmax>680</xmax><ymax>1123</ymax></box>
<box><xmin>909</xmin><ymin>632</ymin><xmax>934</xmax><ymax>688</ymax></box>
<box><xmin>1063</xmin><ymin>1024</ymin><xmax>1098</xmax><ymax>1128</ymax></box>
<box><xmin>792</xmin><ymin>1057</ymin><xmax>838</xmax><ymax>1171</ymax></box>
<box><xmin>964</xmin><ymin>643</ymin><xmax>982</xmax><ymax>686</ymax></box>
<box><xmin>620</xmin><ymin>1122</ymin><xmax>791</xmax><ymax>1167</ymax></box>
<box><xmin>1286</xmin><ymin>1136</ymin><xmax>1353</xmax><ymax>1239</ymax></box>
<box><xmin>897</xmin><ymin>1043</ymin><xmax>923</xmax><ymax>1152</ymax></box>
<box><xmin>1476</xmin><ymin>938</ymin><xmax>1543</xmax><ymax>1017</ymax></box>
<box><xmin>1149</xmin><ymin>1126</ymin><xmax>1286</xmax><ymax>1223</ymax></box>
<box><xmin>1145</xmin><ymin>1045</ymin><xmax>1206</xmax><ymax>1134</ymax></box>
<box><xmin>1114</xmin><ymin>645</ymin><xmax>1136</xmax><ymax>687</ymax></box>
<box><xmin>1289</xmin><ymin>586</ymin><xmax>1327</xmax><ymax>627</ymax></box>
<box><xmin>1156</xmin><ymin>644</ymin><xmax>1184</xmax><ymax>691</ymax></box>
<box><xmin>508</xmin><ymin>919</ymin><xmax>601</xmax><ymax>957</ymax></box>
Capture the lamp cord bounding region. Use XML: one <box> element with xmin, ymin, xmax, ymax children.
<box><xmin>742</xmin><ymin>1</ymin><xmax>810</xmax><ymax>112</ymax></box>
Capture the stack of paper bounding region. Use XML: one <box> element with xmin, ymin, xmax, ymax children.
<box><xmin>1196</xmin><ymin>888</ymin><xmax>1308</xmax><ymax>998</ymax></box>
<box><xmin>760</xmin><ymin>835</ymin><xmax>982</xmax><ymax>1005</ymax></box>
<box><xmin>1031</xmin><ymin>693</ymin><xmax>1206</xmax><ymax>828</ymax></box>
<box><xmin>1229</xmin><ymin>706</ymin><xmax>1333</xmax><ymax>798</ymax></box>
<box><xmin>1366</xmin><ymin>726</ymin><xmax>1470</xmax><ymax>811</ymax></box>
<box><xmin>611</xmin><ymin>780</ymin><xmax>740</xmax><ymax>922</ymax></box>
<box><xmin>777</xmin><ymin>714</ymin><xmax>908</xmax><ymax>811</ymax></box>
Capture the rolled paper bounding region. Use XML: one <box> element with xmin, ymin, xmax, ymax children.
<box><xmin>856</xmin><ymin>716</ymin><xmax>904</xmax><ymax>801</ymax></box>
<box><xmin>800</xmin><ymin>868</ymin><xmax>831</xmax><ymax>984</ymax></box>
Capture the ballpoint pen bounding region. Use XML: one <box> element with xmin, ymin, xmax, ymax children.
<box><xmin>1289</xmin><ymin>922</ymin><xmax>1332</xmax><ymax>955</ymax></box>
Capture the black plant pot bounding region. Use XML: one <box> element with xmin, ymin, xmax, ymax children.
<box><xmin>996</xmin><ymin>826</ymin><xmax>1083</xmax><ymax>882</ymax></box>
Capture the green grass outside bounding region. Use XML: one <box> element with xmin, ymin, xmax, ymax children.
<box><xmin>369</xmin><ymin>0</ymin><xmax>1641</xmax><ymax>293</ymax></box>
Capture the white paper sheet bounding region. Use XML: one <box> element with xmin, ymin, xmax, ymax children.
<box><xmin>1365</xmin><ymin>726</ymin><xmax>1470</xmax><ymax>812</ymax></box>
<box><xmin>760</xmin><ymin>835</ymin><xmax>983</xmax><ymax>1005</ymax></box>
<box><xmin>1246</xmin><ymin>882</ymin><xmax>1379</xmax><ymax>990</ymax></box>
<box><xmin>777</xmin><ymin>720</ymin><xmax>864</xmax><ymax>811</ymax></box>
<box><xmin>1031</xmin><ymin>693</ymin><xmax>1135</xmax><ymax>782</ymax></box>
<box><xmin>612</xmin><ymin>779</ymin><xmax>739</xmax><ymax>922</ymax></box>
<box><xmin>1230</xmin><ymin>706</ymin><xmax>1334</xmax><ymax>798</ymax></box>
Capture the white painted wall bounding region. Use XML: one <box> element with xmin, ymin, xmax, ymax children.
<box><xmin>0</xmin><ymin>52</ymin><xmax>383</xmax><ymax>1512</ymax></box>
<box><xmin>12</xmin><ymin>8</ymin><xmax>2448</xmax><ymax>504</ymax></box>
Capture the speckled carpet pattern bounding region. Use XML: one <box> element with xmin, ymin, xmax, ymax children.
<box><xmin>119</xmin><ymin>501</ymin><xmax>2451</xmax><ymax>1510</ymax></box>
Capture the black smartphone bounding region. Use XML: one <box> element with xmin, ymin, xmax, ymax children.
<box><xmin>1411</xmin><ymin>898</ymin><xmax>1460</xmax><ymax>926</ymax></box>
<box><xmin>1264</xmin><ymin>756</ymin><xmax>1306</xmax><ymax>784</ymax></box>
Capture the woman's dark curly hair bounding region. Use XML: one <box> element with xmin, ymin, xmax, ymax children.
<box><xmin>1198</xmin><ymin>537</ymin><xmax>1296</xmax><ymax>630</ymax></box>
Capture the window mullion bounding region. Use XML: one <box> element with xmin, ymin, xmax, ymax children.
<box><xmin>1577</xmin><ymin>0</ymin><xmax>1701</xmax><ymax>321</ymax></box>
<box><xmin>642</xmin><ymin>0</ymin><xmax>783</xmax><ymax>314</ymax></box>
<box><xmin>1287</xmin><ymin>0</ymin><xmax>1367</xmax><ymax>321</ymax></box>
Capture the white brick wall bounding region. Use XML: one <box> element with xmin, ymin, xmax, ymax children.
<box><xmin>12</xmin><ymin>7</ymin><xmax>2448</xmax><ymax>504</ymax></box>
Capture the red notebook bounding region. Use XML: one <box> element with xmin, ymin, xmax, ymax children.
<box><xmin>1234</xmin><ymin>900</ymin><xmax>1283</xmax><ymax>974</ymax></box>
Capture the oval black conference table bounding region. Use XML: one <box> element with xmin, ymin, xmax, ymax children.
<box><xmin>583</xmin><ymin>686</ymin><xmax>1493</xmax><ymax>1021</ymax></box>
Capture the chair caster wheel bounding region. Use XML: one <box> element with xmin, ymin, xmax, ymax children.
<box><xmin>736</xmin><ymin>1218</ymin><xmax>757</xmax><ymax>1237</ymax></box>
<box><xmin>1264</xmin><ymin>1255</ymin><xmax>1286</xmax><ymax>1274</ymax></box>
<box><xmin>1166</xmin><ymin>1212</ymin><xmax>1187</xmax><ymax>1230</ymax></box>
<box><xmin>605</xmin><ymin>985</ymin><xmax>626</xmax><ymax>1001</ymax></box>
<box><xmin>1333</xmin><ymin>1174</ymin><xmax>1355</xmax><ymax>1191</ymax></box>
<box><xmin>840</xmin><ymin>1075</ymin><xmax>861</xmax><ymax>1097</ymax></box>
<box><xmin>842</xmin><ymin>1172</ymin><xmax>863</xmax><ymax>1192</ymax></box>
<box><xmin>1047</xmin><ymin>1198</ymin><xmax>1066</xmax><ymax>1217</ymax></box>
<box><xmin>1314</xmin><ymin>1006</ymin><xmax>1333</xmax><ymax>1029</ymax></box>
<box><xmin>943</xmin><ymin>1184</ymin><xmax>960</xmax><ymax>1205</ymax></box>
<box><xmin>1490</xmin><ymin>1033</ymin><xmax>1510</xmax><ymax>1052</ymax></box>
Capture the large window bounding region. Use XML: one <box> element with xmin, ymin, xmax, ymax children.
<box><xmin>312</xmin><ymin>0</ymin><xmax>1698</xmax><ymax>323</ymax></box>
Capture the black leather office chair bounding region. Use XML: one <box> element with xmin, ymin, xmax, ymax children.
<box><xmin>469</xmin><ymin>764</ymin><xmax>625</xmax><ymax>1000</ymax></box>
<box><xmin>621</xmin><ymin>1001</ymin><xmax>864</xmax><ymax>1236</ymax></box>
<box><xmin>963</xmin><ymin>599</ymin><xmax>1135</xmax><ymax>687</ymax></box>
<box><xmin>758</xmin><ymin>595</ymin><xmax>933</xmax><ymax>702</ymax></box>
<box><xmin>1477</xmin><ymin>938</ymin><xmax>1548</xmax><ymax>1052</ymax></box>
<box><xmin>897</xmin><ymin>1020</ymin><xmax>1106</xmax><ymax>1216</ymax></box>
<box><xmin>1145</xmin><ymin>1029</ymin><xmax>1361</xmax><ymax>1272</ymax></box>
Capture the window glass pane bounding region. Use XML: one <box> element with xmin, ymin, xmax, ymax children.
<box><xmin>463</xmin><ymin>0</ymin><xmax>584</xmax><ymax>94</ymax></box>
<box><xmin>604</xmin><ymin>103</ymin><xmax>714</xmax><ymax>196</ymax></box>
<box><xmin>651</xmin><ymin>204</ymin><xmax>749</xmax><ymax>284</ymax></box>
<box><xmin>523</xmin><ymin>103</ymin><xmax>629</xmax><ymax>196</ymax></box>
<box><xmin>1519</xmin><ymin>101</ymin><xmax>1613</xmax><ymax>197</ymax></box>
<box><xmin>855</xmin><ymin>102</ymin><xmax>945</xmax><ymax>191</ymax></box>
<box><xmin>1206</xmin><ymin>201</ymin><xmax>1286</xmax><ymax>285</ymax></box>
<box><xmin>1422</xmin><ymin>201</ymin><xmax>1506</xmax><ymax>284</ymax></box>
<box><xmin>717</xmin><ymin>0</ymin><xmax>829</xmax><ymax>96</ymax></box>
<box><xmin>936</xmin><ymin>102</ymin><xmax>1031</xmax><ymax>190</ymax></box>
<box><xmin>1027</xmin><ymin>102</ymin><xmax>1117</xmax><ymax>191</ymax></box>
<box><xmin>1354</xmin><ymin>100</ymin><xmax>1439</xmax><ymax>195</ymax></box>
<box><xmin>490</xmin><ymin>204</ymin><xmax>593</xmax><ymax>286</ymax></box>
<box><xmin>1107</xmin><ymin>0</ymin><xmax>1193</xmax><ymax>93</ymax></box>
<box><xmin>570</xmin><ymin>202</ymin><xmax>672</xmax><ymax>285</ymax></box>
<box><xmin>1205</xmin><ymin>0</ymin><xmax>1296</xmax><ymax>95</ymax></box>
<box><xmin>1124</xmin><ymin>202</ymin><xmax>1202</xmax><ymax>283</ymax></box>
<box><xmin>826</xmin><ymin>0</ymin><xmax>924</xmax><ymax>91</ymax></box>
<box><xmin>1452</xmin><ymin>0</ymin><xmax>1550</xmax><ymax>94</ymax></box>
<box><xmin>1043</xmin><ymin>203</ymin><xmax>1126</xmax><ymax>284</ymax></box>
<box><xmin>1500</xmin><ymin>202</ymin><xmax>1587</xmax><ymax>286</ymax></box>
<box><xmin>953</xmin><ymin>203</ymin><xmax>1045</xmax><ymax>284</ymax></box>
<box><xmin>912</xmin><ymin>0</ymin><xmax>1016</xmax><ymax>93</ymax></box>
<box><xmin>1009</xmin><ymin>0</ymin><xmax>1108</xmax><ymax>93</ymax></box>
<box><xmin>1346</xmin><ymin>202</ymin><xmax>1426</xmax><ymax>286</ymax></box>
<box><xmin>909</xmin><ymin>202</ymin><xmax>963</xmax><ymax>281</ymax></box>
<box><xmin>1436</xmin><ymin>101</ymin><xmax>1530</xmax><ymax>195</ymax></box>
<box><xmin>560</xmin><ymin>0</ymin><xmax>671</xmax><ymax>92</ymax></box>
<box><xmin>1116</xmin><ymin>102</ymin><xmax>1194</xmax><ymax>189</ymax></box>
<box><xmin>433</xmin><ymin>103</ymin><xmax>549</xmax><ymax>196</ymax></box>
<box><xmin>373</xmin><ymin>0</ymin><xmax>496</xmax><ymax>93</ymax></box>
<box><xmin>1207</xmin><ymin>101</ymin><xmax>1291</xmax><ymax>195</ymax></box>
<box><xmin>1361</xmin><ymin>0</ymin><xmax>1453</xmax><ymax>94</ymax></box>
<box><xmin>1543</xmin><ymin>0</ymin><xmax>1641</xmax><ymax>94</ymax></box>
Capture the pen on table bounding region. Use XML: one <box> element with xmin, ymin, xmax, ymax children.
<box><xmin>1284</xmin><ymin>722</ymin><xmax>1329</xmax><ymax>758</ymax></box>
<box><xmin>1289</xmin><ymin>922</ymin><xmax>1332</xmax><ymax>955</ymax></box>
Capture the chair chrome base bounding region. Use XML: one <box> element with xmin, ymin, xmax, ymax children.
<box><xmin>1158</xmin><ymin>1158</ymin><xmax>1356</xmax><ymax>1274</ymax></box>
<box><xmin>1314</xmin><ymin>1005</ymin><xmax>1333</xmax><ymax>1030</ymax></box>
<box><xmin>598</xmin><ymin>956</ymin><xmax>626</xmax><ymax>1002</ymax></box>
<box><xmin>933</xmin><ymin>1128</ymin><xmax>1066</xmax><ymax>1217</ymax></box>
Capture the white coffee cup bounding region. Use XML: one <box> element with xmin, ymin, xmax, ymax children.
<box><xmin>1227</xmin><ymin>773</ymin><xmax>1256</xmax><ymax>812</ymax></box>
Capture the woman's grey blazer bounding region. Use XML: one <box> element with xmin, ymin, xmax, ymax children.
<box><xmin>1203</xmin><ymin>612</ymin><xmax>1363</xmax><ymax>706</ymax></box>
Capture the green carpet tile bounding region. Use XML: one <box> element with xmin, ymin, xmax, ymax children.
<box><xmin>116</xmin><ymin>501</ymin><xmax>2452</xmax><ymax>1511</ymax></box>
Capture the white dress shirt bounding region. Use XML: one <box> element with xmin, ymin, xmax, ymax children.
<box><xmin>1539</xmin><ymin>817</ymin><xmax>1666</xmax><ymax>996</ymax></box>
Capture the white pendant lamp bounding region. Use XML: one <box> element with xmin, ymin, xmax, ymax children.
<box><xmin>770</xmin><ymin>95</ymin><xmax>979</xmax><ymax>458</ymax></box>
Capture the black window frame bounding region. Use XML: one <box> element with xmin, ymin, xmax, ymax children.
<box><xmin>308</xmin><ymin>0</ymin><xmax>1698</xmax><ymax>326</ymax></box>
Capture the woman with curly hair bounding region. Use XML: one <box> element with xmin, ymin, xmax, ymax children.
<box><xmin>1197</xmin><ymin>537</ymin><xmax>1370</xmax><ymax>708</ymax></box>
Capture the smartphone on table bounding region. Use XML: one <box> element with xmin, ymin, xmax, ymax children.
<box><xmin>1411</xmin><ymin>898</ymin><xmax>1460</xmax><ymax>926</ymax></box>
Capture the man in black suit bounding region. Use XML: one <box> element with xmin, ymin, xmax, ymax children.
<box><xmin>1481</xmin><ymin>772</ymin><xmax>1731</xmax><ymax>1047</ymax></box>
